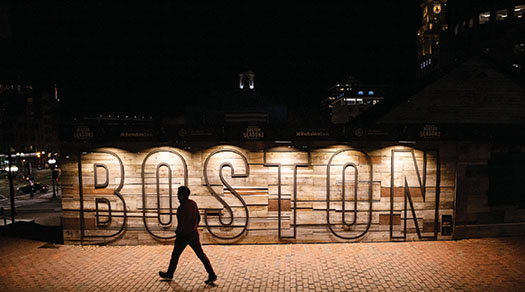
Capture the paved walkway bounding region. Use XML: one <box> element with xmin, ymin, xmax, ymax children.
<box><xmin>1</xmin><ymin>236</ymin><xmax>524</xmax><ymax>292</ymax></box>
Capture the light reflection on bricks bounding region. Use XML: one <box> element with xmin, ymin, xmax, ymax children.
<box><xmin>1</xmin><ymin>237</ymin><xmax>524</xmax><ymax>291</ymax></box>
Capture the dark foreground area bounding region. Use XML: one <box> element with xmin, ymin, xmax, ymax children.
<box><xmin>0</xmin><ymin>236</ymin><xmax>523</xmax><ymax>291</ymax></box>
<box><xmin>0</xmin><ymin>221</ymin><xmax>63</xmax><ymax>244</ymax></box>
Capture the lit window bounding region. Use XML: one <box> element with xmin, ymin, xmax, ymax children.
<box><xmin>368</xmin><ymin>91</ymin><xmax>374</xmax><ymax>95</ymax></box>
<box><xmin>515</xmin><ymin>5</ymin><xmax>525</xmax><ymax>18</ymax></box>
<box><xmin>345</xmin><ymin>98</ymin><xmax>356</xmax><ymax>105</ymax></box>
<box><xmin>356</xmin><ymin>98</ymin><xmax>363</xmax><ymax>104</ymax></box>
<box><xmin>479</xmin><ymin>12</ymin><xmax>490</xmax><ymax>24</ymax></box>
<box><xmin>496</xmin><ymin>9</ymin><xmax>508</xmax><ymax>20</ymax></box>
<box><xmin>357</xmin><ymin>91</ymin><xmax>364</xmax><ymax>95</ymax></box>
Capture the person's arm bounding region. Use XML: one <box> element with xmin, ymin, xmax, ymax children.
<box><xmin>196</xmin><ymin>203</ymin><xmax>201</xmax><ymax>225</ymax></box>
<box><xmin>175</xmin><ymin>206</ymin><xmax>184</xmax><ymax>235</ymax></box>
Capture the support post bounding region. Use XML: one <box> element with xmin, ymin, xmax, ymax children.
<box><xmin>51</xmin><ymin>166</ymin><xmax>56</xmax><ymax>198</ymax></box>
<box><xmin>8</xmin><ymin>151</ymin><xmax>16</xmax><ymax>224</ymax></box>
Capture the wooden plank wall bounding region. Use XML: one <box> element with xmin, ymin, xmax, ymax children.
<box><xmin>60</xmin><ymin>142</ymin><xmax>456</xmax><ymax>245</ymax></box>
<box><xmin>454</xmin><ymin>142</ymin><xmax>525</xmax><ymax>238</ymax></box>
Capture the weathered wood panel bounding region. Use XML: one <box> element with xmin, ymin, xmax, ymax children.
<box><xmin>61</xmin><ymin>143</ymin><xmax>455</xmax><ymax>245</ymax></box>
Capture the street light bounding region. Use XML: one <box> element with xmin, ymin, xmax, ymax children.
<box><xmin>48</xmin><ymin>158</ymin><xmax>57</xmax><ymax>198</ymax></box>
<box><xmin>4</xmin><ymin>165</ymin><xmax>18</xmax><ymax>172</ymax></box>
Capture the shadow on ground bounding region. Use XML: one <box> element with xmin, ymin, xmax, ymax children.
<box><xmin>0</xmin><ymin>221</ymin><xmax>63</xmax><ymax>244</ymax></box>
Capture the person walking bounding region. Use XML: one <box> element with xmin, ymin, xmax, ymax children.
<box><xmin>159</xmin><ymin>186</ymin><xmax>217</xmax><ymax>285</ymax></box>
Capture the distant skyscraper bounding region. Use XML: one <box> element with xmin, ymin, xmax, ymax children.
<box><xmin>417</xmin><ymin>0</ymin><xmax>448</xmax><ymax>78</ymax></box>
<box><xmin>418</xmin><ymin>0</ymin><xmax>525</xmax><ymax>78</ymax></box>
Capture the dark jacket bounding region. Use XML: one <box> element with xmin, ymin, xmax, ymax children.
<box><xmin>175</xmin><ymin>199</ymin><xmax>200</xmax><ymax>238</ymax></box>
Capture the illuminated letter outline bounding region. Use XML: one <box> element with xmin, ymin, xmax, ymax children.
<box><xmin>390</xmin><ymin>149</ymin><xmax>440</xmax><ymax>240</ymax></box>
<box><xmin>141</xmin><ymin>149</ymin><xmax>188</xmax><ymax>240</ymax></box>
<box><xmin>203</xmin><ymin>149</ymin><xmax>249</xmax><ymax>240</ymax></box>
<box><xmin>94</xmin><ymin>164</ymin><xmax>109</xmax><ymax>189</ymax></box>
<box><xmin>95</xmin><ymin>198</ymin><xmax>112</xmax><ymax>226</ymax></box>
<box><xmin>79</xmin><ymin>150</ymin><xmax>127</xmax><ymax>244</ymax></box>
<box><xmin>326</xmin><ymin>148</ymin><xmax>373</xmax><ymax>240</ymax></box>
<box><xmin>262</xmin><ymin>148</ymin><xmax>310</xmax><ymax>240</ymax></box>
<box><xmin>156</xmin><ymin>163</ymin><xmax>174</xmax><ymax>226</ymax></box>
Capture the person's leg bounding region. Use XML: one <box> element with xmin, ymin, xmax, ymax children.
<box><xmin>164</xmin><ymin>237</ymin><xmax>188</xmax><ymax>276</ymax></box>
<box><xmin>188</xmin><ymin>234</ymin><xmax>216</xmax><ymax>278</ymax></box>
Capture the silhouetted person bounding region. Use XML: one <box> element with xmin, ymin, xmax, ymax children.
<box><xmin>28</xmin><ymin>176</ymin><xmax>35</xmax><ymax>198</ymax></box>
<box><xmin>159</xmin><ymin>186</ymin><xmax>217</xmax><ymax>284</ymax></box>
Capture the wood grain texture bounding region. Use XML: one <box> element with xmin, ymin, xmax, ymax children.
<box><xmin>61</xmin><ymin>143</ymin><xmax>456</xmax><ymax>245</ymax></box>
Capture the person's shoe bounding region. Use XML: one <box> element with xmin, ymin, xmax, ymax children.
<box><xmin>205</xmin><ymin>274</ymin><xmax>217</xmax><ymax>285</ymax></box>
<box><xmin>158</xmin><ymin>271</ymin><xmax>173</xmax><ymax>279</ymax></box>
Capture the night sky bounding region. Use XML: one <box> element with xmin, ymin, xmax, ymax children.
<box><xmin>5</xmin><ymin>1</ymin><xmax>420</xmax><ymax>116</ymax></box>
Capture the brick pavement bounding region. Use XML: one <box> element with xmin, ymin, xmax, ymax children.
<box><xmin>1</xmin><ymin>236</ymin><xmax>524</xmax><ymax>292</ymax></box>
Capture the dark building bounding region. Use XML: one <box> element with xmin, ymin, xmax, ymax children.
<box><xmin>59</xmin><ymin>71</ymin><xmax>287</xmax><ymax>144</ymax></box>
<box><xmin>0</xmin><ymin>83</ymin><xmax>60</xmax><ymax>164</ymax></box>
<box><xmin>0</xmin><ymin>0</ymin><xmax>60</xmax><ymax>157</ymax></box>
<box><xmin>321</xmin><ymin>76</ymin><xmax>386</xmax><ymax>124</ymax></box>
<box><xmin>58</xmin><ymin>55</ymin><xmax>525</xmax><ymax>245</ymax></box>
<box><xmin>417</xmin><ymin>0</ymin><xmax>448</xmax><ymax>79</ymax></box>
<box><xmin>423</xmin><ymin>0</ymin><xmax>525</xmax><ymax>78</ymax></box>
<box><xmin>369</xmin><ymin>57</ymin><xmax>525</xmax><ymax>238</ymax></box>
<box><xmin>184</xmin><ymin>71</ymin><xmax>287</xmax><ymax>127</ymax></box>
